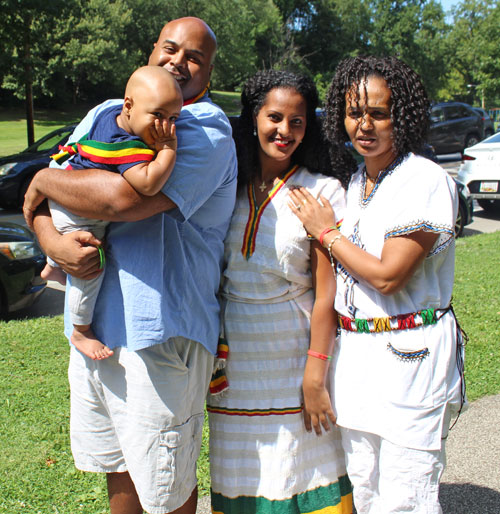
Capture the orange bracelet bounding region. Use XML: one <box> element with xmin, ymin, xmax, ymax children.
<box><xmin>318</xmin><ymin>226</ymin><xmax>336</xmax><ymax>246</ymax></box>
<box><xmin>307</xmin><ymin>349</ymin><xmax>332</xmax><ymax>361</ymax></box>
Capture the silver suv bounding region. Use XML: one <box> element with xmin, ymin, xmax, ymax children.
<box><xmin>428</xmin><ymin>102</ymin><xmax>483</xmax><ymax>155</ymax></box>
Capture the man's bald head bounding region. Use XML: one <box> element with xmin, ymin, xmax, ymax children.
<box><xmin>148</xmin><ymin>17</ymin><xmax>216</xmax><ymax>101</ymax></box>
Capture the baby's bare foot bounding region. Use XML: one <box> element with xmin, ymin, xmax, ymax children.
<box><xmin>71</xmin><ymin>326</ymin><xmax>113</xmax><ymax>360</ymax></box>
<box><xmin>41</xmin><ymin>264</ymin><xmax>67</xmax><ymax>285</ymax></box>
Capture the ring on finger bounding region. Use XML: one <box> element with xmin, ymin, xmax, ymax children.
<box><xmin>303</xmin><ymin>199</ymin><xmax>308</xmax><ymax>205</ymax></box>
<box><xmin>297</xmin><ymin>204</ymin><xmax>302</xmax><ymax>211</ymax></box>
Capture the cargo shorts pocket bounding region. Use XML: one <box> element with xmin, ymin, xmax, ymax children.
<box><xmin>157</xmin><ymin>413</ymin><xmax>204</xmax><ymax>497</ymax></box>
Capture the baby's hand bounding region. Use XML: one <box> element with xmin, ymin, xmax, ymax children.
<box><xmin>150</xmin><ymin>118</ymin><xmax>177</xmax><ymax>153</ymax></box>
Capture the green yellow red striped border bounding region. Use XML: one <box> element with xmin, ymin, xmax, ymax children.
<box><xmin>77</xmin><ymin>141</ymin><xmax>154</xmax><ymax>165</ymax></box>
<box><xmin>241</xmin><ymin>164</ymin><xmax>299</xmax><ymax>259</ymax></box>
<box><xmin>207</xmin><ymin>405</ymin><xmax>303</xmax><ymax>417</ymax></box>
<box><xmin>212</xmin><ymin>475</ymin><xmax>353</xmax><ymax>513</ymax></box>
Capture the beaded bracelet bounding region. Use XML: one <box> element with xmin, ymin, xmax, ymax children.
<box><xmin>327</xmin><ymin>234</ymin><xmax>342</xmax><ymax>269</ymax></box>
<box><xmin>318</xmin><ymin>226</ymin><xmax>336</xmax><ymax>246</ymax></box>
<box><xmin>307</xmin><ymin>349</ymin><xmax>332</xmax><ymax>361</ymax></box>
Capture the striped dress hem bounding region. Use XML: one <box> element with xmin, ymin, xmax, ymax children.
<box><xmin>211</xmin><ymin>476</ymin><xmax>353</xmax><ymax>514</ymax></box>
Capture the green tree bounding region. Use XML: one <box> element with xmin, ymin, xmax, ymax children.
<box><xmin>273</xmin><ymin>0</ymin><xmax>372</xmax><ymax>97</ymax></box>
<box><xmin>43</xmin><ymin>0</ymin><xmax>140</xmax><ymax>104</ymax></box>
<box><xmin>443</xmin><ymin>0</ymin><xmax>500</xmax><ymax>106</ymax></box>
<box><xmin>196</xmin><ymin>0</ymin><xmax>283</xmax><ymax>89</ymax></box>
<box><xmin>368</xmin><ymin>0</ymin><xmax>449</xmax><ymax>99</ymax></box>
<box><xmin>0</xmin><ymin>0</ymin><xmax>68</xmax><ymax>144</ymax></box>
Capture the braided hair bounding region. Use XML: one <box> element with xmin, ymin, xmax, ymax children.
<box><xmin>324</xmin><ymin>56</ymin><xmax>430</xmax><ymax>178</ymax></box>
<box><xmin>233</xmin><ymin>70</ymin><xmax>345</xmax><ymax>190</ymax></box>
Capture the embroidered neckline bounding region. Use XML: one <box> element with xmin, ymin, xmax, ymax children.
<box><xmin>241</xmin><ymin>164</ymin><xmax>299</xmax><ymax>259</ymax></box>
<box><xmin>359</xmin><ymin>154</ymin><xmax>406</xmax><ymax>207</ymax></box>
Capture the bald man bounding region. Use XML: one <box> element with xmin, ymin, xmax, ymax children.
<box><xmin>25</xmin><ymin>18</ymin><xmax>237</xmax><ymax>514</ymax></box>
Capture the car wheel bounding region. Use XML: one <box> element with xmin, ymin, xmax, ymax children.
<box><xmin>478</xmin><ymin>199</ymin><xmax>500</xmax><ymax>213</ymax></box>
<box><xmin>455</xmin><ymin>201</ymin><xmax>466</xmax><ymax>237</ymax></box>
<box><xmin>464</xmin><ymin>134</ymin><xmax>480</xmax><ymax>150</ymax></box>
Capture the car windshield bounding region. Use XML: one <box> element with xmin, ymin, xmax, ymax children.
<box><xmin>484</xmin><ymin>132</ymin><xmax>500</xmax><ymax>143</ymax></box>
<box><xmin>23</xmin><ymin>127</ymin><xmax>74</xmax><ymax>153</ymax></box>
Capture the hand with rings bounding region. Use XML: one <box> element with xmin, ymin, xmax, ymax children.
<box><xmin>288</xmin><ymin>187</ymin><xmax>337</xmax><ymax>239</ymax></box>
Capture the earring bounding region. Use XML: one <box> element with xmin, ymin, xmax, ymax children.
<box><xmin>253</xmin><ymin>127</ymin><xmax>257</xmax><ymax>137</ymax></box>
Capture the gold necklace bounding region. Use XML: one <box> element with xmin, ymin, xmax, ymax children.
<box><xmin>258</xmin><ymin>176</ymin><xmax>278</xmax><ymax>192</ymax></box>
<box><xmin>258</xmin><ymin>180</ymin><xmax>269</xmax><ymax>193</ymax></box>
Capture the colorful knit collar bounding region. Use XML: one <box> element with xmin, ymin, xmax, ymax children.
<box><xmin>241</xmin><ymin>164</ymin><xmax>299</xmax><ymax>259</ymax></box>
<box><xmin>183</xmin><ymin>86</ymin><xmax>208</xmax><ymax>106</ymax></box>
<box><xmin>359</xmin><ymin>153</ymin><xmax>406</xmax><ymax>207</ymax></box>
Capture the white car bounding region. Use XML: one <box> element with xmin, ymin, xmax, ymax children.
<box><xmin>457</xmin><ymin>131</ymin><xmax>500</xmax><ymax>213</ymax></box>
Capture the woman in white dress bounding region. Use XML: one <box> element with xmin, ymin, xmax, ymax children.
<box><xmin>290</xmin><ymin>56</ymin><xmax>466</xmax><ymax>514</ymax></box>
<box><xmin>208</xmin><ymin>70</ymin><xmax>353</xmax><ymax>513</ymax></box>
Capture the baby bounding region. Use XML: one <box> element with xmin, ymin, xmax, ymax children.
<box><xmin>45</xmin><ymin>65</ymin><xmax>183</xmax><ymax>360</ymax></box>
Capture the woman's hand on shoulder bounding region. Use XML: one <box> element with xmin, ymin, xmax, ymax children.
<box><xmin>289</xmin><ymin>188</ymin><xmax>337</xmax><ymax>241</ymax></box>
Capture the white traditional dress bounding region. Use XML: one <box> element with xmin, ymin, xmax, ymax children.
<box><xmin>208</xmin><ymin>165</ymin><xmax>353</xmax><ymax>514</ymax></box>
<box><xmin>333</xmin><ymin>152</ymin><xmax>466</xmax><ymax>451</ymax></box>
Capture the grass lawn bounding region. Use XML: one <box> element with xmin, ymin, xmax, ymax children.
<box><xmin>0</xmin><ymin>107</ymin><xmax>90</xmax><ymax>157</ymax></box>
<box><xmin>0</xmin><ymin>231</ymin><xmax>499</xmax><ymax>512</ymax></box>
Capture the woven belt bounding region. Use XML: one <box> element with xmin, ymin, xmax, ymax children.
<box><xmin>339</xmin><ymin>307</ymin><xmax>450</xmax><ymax>333</ymax></box>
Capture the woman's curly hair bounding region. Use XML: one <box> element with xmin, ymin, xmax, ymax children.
<box><xmin>233</xmin><ymin>70</ymin><xmax>345</xmax><ymax>189</ymax></box>
<box><xmin>324</xmin><ymin>56</ymin><xmax>430</xmax><ymax>177</ymax></box>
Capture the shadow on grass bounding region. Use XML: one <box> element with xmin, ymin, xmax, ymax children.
<box><xmin>0</xmin><ymin>106</ymin><xmax>92</xmax><ymax>125</ymax></box>
<box><xmin>440</xmin><ymin>482</ymin><xmax>500</xmax><ymax>513</ymax></box>
<box><xmin>7</xmin><ymin>286</ymin><xmax>65</xmax><ymax>321</ymax></box>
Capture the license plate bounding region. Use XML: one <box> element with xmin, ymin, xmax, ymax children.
<box><xmin>479</xmin><ymin>181</ymin><xmax>498</xmax><ymax>193</ymax></box>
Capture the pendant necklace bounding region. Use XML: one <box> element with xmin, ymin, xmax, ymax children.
<box><xmin>258</xmin><ymin>176</ymin><xmax>277</xmax><ymax>192</ymax></box>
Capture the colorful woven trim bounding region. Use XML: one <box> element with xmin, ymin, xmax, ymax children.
<box><xmin>209</xmin><ymin>369</ymin><xmax>229</xmax><ymax>395</ymax></box>
<box><xmin>241</xmin><ymin>164</ymin><xmax>299</xmax><ymax>259</ymax></box>
<box><xmin>209</xmin><ymin>338</ymin><xmax>229</xmax><ymax>395</ymax></box>
<box><xmin>52</xmin><ymin>137</ymin><xmax>155</xmax><ymax>166</ymax></box>
<box><xmin>387</xmin><ymin>342</ymin><xmax>429</xmax><ymax>361</ymax></box>
<box><xmin>206</xmin><ymin>405</ymin><xmax>303</xmax><ymax>417</ymax></box>
<box><xmin>360</xmin><ymin>153</ymin><xmax>405</xmax><ymax>207</ymax></box>
<box><xmin>385</xmin><ymin>221</ymin><xmax>454</xmax><ymax>240</ymax></box>
<box><xmin>339</xmin><ymin>307</ymin><xmax>449</xmax><ymax>333</ymax></box>
<box><xmin>182</xmin><ymin>86</ymin><xmax>208</xmax><ymax>106</ymax></box>
<box><xmin>211</xmin><ymin>475</ymin><xmax>353</xmax><ymax>514</ymax></box>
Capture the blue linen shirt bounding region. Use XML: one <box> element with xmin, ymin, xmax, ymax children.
<box><xmin>55</xmin><ymin>95</ymin><xmax>237</xmax><ymax>354</ymax></box>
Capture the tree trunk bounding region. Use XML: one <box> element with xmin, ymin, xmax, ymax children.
<box><xmin>24</xmin><ymin>15</ymin><xmax>35</xmax><ymax>146</ymax></box>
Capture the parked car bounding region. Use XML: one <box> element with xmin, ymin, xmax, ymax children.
<box><xmin>454</xmin><ymin>179</ymin><xmax>474</xmax><ymax>237</ymax></box>
<box><xmin>473</xmin><ymin>107</ymin><xmax>495</xmax><ymax>139</ymax></box>
<box><xmin>457</xmin><ymin>131</ymin><xmax>500</xmax><ymax>213</ymax></box>
<box><xmin>418</xmin><ymin>144</ymin><xmax>473</xmax><ymax>236</ymax></box>
<box><xmin>0</xmin><ymin>124</ymin><xmax>77</xmax><ymax>210</ymax></box>
<box><xmin>0</xmin><ymin>222</ymin><xmax>46</xmax><ymax>315</ymax></box>
<box><xmin>428</xmin><ymin>102</ymin><xmax>483</xmax><ymax>155</ymax></box>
